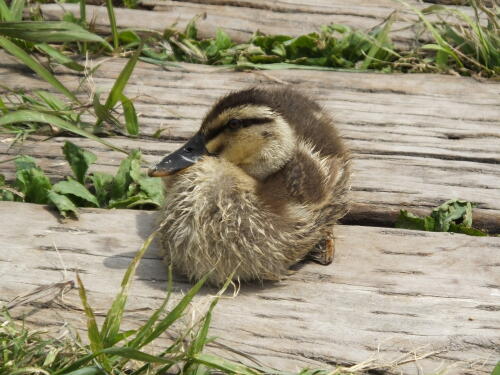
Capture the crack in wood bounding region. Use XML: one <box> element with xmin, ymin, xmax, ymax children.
<box><xmin>475</xmin><ymin>305</ymin><xmax>500</xmax><ymax>311</ymax></box>
<box><xmin>371</xmin><ymin>310</ymin><xmax>419</xmax><ymax>317</ymax></box>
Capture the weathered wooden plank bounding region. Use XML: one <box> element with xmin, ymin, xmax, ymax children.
<box><xmin>36</xmin><ymin>0</ymin><xmax>482</xmax><ymax>49</ymax></box>
<box><xmin>1</xmin><ymin>53</ymin><xmax>499</xmax><ymax>231</ymax></box>
<box><xmin>1</xmin><ymin>202</ymin><xmax>498</xmax><ymax>374</ymax></box>
<box><xmin>1</xmin><ymin>134</ymin><xmax>499</xmax><ymax>233</ymax></box>
<box><xmin>36</xmin><ymin>2</ymin><xmax>419</xmax><ymax>47</ymax></box>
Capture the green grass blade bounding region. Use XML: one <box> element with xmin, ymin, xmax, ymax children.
<box><xmin>100</xmin><ymin>347</ymin><xmax>177</xmax><ymax>364</ymax></box>
<box><xmin>104</xmin><ymin>46</ymin><xmax>141</xmax><ymax>110</ymax></box>
<box><xmin>0</xmin><ymin>21</ymin><xmax>111</xmax><ymax>45</ymax></box>
<box><xmin>76</xmin><ymin>274</ymin><xmax>105</xmax><ymax>361</ymax></box>
<box><xmin>9</xmin><ymin>0</ymin><xmax>24</xmax><ymax>21</ymax></box>
<box><xmin>9</xmin><ymin>368</ymin><xmax>50</xmax><ymax>375</ymax></box>
<box><xmin>190</xmin><ymin>276</ymin><xmax>233</xmax><ymax>356</ymax></box>
<box><xmin>79</xmin><ymin>0</ymin><xmax>86</xmax><ymax>24</ymax></box>
<box><xmin>96</xmin><ymin>46</ymin><xmax>141</xmax><ymax>127</ymax></box>
<box><xmin>105</xmin><ymin>0</ymin><xmax>119</xmax><ymax>50</ymax></box>
<box><xmin>0</xmin><ymin>36</ymin><xmax>78</xmax><ymax>102</ymax></box>
<box><xmin>34</xmin><ymin>90</ymin><xmax>68</xmax><ymax>111</ymax></box>
<box><xmin>56</xmin><ymin>347</ymin><xmax>177</xmax><ymax>375</ymax></box>
<box><xmin>0</xmin><ymin>0</ymin><xmax>12</xmax><ymax>22</ymax></box>
<box><xmin>127</xmin><ymin>265</ymin><xmax>173</xmax><ymax>349</ymax></box>
<box><xmin>64</xmin><ymin>367</ymin><xmax>104</xmax><ymax>375</ymax></box>
<box><xmin>361</xmin><ymin>14</ymin><xmax>395</xmax><ymax>70</ymax></box>
<box><xmin>140</xmin><ymin>272</ymin><xmax>210</xmax><ymax>348</ymax></box>
<box><xmin>100</xmin><ymin>226</ymin><xmax>160</xmax><ymax>347</ymax></box>
<box><xmin>36</xmin><ymin>43</ymin><xmax>85</xmax><ymax>72</ymax></box>
<box><xmin>397</xmin><ymin>0</ymin><xmax>462</xmax><ymax>67</ymax></box>
<box><xmin>121</xmin><ymin>94</ymin><xmax>139</xmax><ymax>136</ymax></box>
<box><xmin>193</xmin><ymin>353</ymin><xmax>261</xmax><ymax>375</ymax></box>
<box><xmin>0</xmin><ymin>110</ymin><xmax>127</xmax><ymax>153</ymax></box>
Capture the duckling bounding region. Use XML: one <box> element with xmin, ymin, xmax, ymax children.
<box><xmin>148</xmin><ymin>86</ymin><xmax>351</xmax><ymax>285</ymax></box>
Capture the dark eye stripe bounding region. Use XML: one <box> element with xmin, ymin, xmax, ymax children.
<box><xmin>205</xmin><ymin>117</ymin><xmax>273</xmax><ymax>141</ymax></box>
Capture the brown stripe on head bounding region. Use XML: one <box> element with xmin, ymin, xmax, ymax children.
<box><xmin>201</xmin><ymin>104</ymin><xmax>276</xmax><ymax>153</ymax></box>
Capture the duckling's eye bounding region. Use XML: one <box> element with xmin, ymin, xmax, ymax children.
<box><xmin>227</xmin><ymin>119</ymin><xmax>242</xmax><ymax>130</ymax></box>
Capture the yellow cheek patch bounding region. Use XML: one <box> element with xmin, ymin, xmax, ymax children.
<box><xmin>222</xmin><ymin>133</ymin><xmax>265</xmax><ymax>165</ymax></box>
<box><xmin>206</xmin><ymin>135</ymin><xmax>225</xmax><ymax>154</ymax></box>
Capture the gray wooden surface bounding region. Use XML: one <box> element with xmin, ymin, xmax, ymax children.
<box><xmin>1</xmin><ymin>202</ymin><xmax>499</xmax><ymax>374</ymax></box>
<box><xmin>37</xmin><ymin>1</ymin><xmax>419</xmax><ymax>47</ymax></box>
<box><xmin>36</xmin><ymin>0</ymin><xmax>482</xmax><ymax>49</ymax></box>
<box><xmin>1</xmin><ymin>5</ymin><xmax>499</xmax><ymax>372</ymax></box>
<box><xmin>1</xmin><ymin>53</ymin><xmax>499</xmax><ymax>232</ymax></box>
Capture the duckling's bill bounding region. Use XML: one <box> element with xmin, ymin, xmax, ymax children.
<box><xmin>148</xmin><ymin>133</ymin><xmax>207</xmax><ymax>177</ymax></box>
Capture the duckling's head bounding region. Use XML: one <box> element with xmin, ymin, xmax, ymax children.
<box><xmin>149</xmin><ymin>88</ymin><xmax>296</xmax><ymax>180</ymax></box>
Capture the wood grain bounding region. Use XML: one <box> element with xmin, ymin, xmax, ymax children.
<box><xmin>1</xmin><ymin>202</ymin><xmax>498</xmax><ymax>374</ymax></box>
<box><xmin>36</xmin><ymin>0</ymin><xmax>456</xmax><ymax>49</ymax></box>
<box><xmin>1</xmin><ymin>53</ymin><xmax>499</xmax><ymax>231</ymax></box>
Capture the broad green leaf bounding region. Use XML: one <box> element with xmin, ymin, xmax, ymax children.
<box><xmin>395</xmin><ymin>210</ymin><xmax>435</xmax><ymax>231</ymax></box>
<box><xmin>108</xmin><ymin>194</ymin><xmax>151</xmax><ymax>209</ymax></box>
<box><xmin>0</xmin><ymin>110</ymin><xmax>127</xmax><ymax>153</ymax></box>
<box><xmin>449</xmin><ymin>223</ymin><xmax>487</xmax><ymax>237</ymax></box>
<box><xmin>252</xmin><ymin>34</ymin><xmax>291</xmax><ymax>52</ymax></box>
<box><xmin>111</xmin><ymin>150</ymin><xmax>140</xmax><ymax>199</ymax></box>
<box><xmin>47</xmin><ymin>190</ymin><xmax>79</xmax><ymax>218</ymax></box>
<box><xmin>135</xmin><ymin>177</ymin><xmax>164</xmax><ymax>207</ymax></box>
<box><xmin>118</xmin><ymin>29</ymin><xmax>141</xmax><ymax>45</ymax></box>
<box><xmin>248</xmin><ymin>54</ymin><xmax>282</xmax><ymax>64</ymax></box>
<box><xmin>35</xmin><ymin>43</ymin><xmax>85</xmax><ymax>72</ymax></box>
<box><xmin>0</xmin><ymin>36</ymin><xmax>78</xmax><ymax>102</ymax></box>
<box><xmin>215</xmin><ymin>28</ymin><xmax>232</xmax><ymax>50</ymax></box>
<box><xmin>430</xmin><ymin>199</ymin><xmax>473</xmax><ymax>232</ymax></box>
<box><xmin>396</xmin><ymin>200</ymin><xmax>487</xmax><ymax>237</ymax></box>
<box><xmin>15</xmin><ymin>168</ymin><xmax>52</xmax><ymax>204</ymax></box>
<box><xmin>90</xmin><ymin>172</ymin><xmax>114</xmax><ymax>207</ymax></box>
<box><xmin>121</xmin><ymin>95</ymin><xmax>139</xmax><ymax>136</ymax></box>
<box><xmin>14</xmin><ymin>155</ymin><xmax>37</xmax><ymax>170</ymax></box>
<box><xmin>0</xmin><ymin>21</ymin><xmax>110</xmax><ymax>45</ymax></box>
<box><xmin>52</xmin><ymin>178</ymin><xmax>99</xmax><ymax>207</ymax></box>
<box><xmin>0</xmin><ymin>176</ymin><xmax>19</xmax><ymax>201</ymax></box>
<box><xmin>63</xmin><ymin>141</ymin><xmax>97</xmax><ymax>184</ymax></box>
